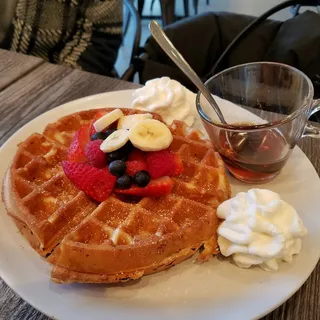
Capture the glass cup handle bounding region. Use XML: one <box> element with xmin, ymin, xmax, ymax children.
<box><xmin>303</xmin><ymin>99</ymin><xmax>320</xmax><ymax>138</ymax></box>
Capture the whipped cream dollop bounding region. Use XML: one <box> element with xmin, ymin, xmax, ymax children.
<box><xmin>217</xmin><ymin>189</ymin><xmax>308</xmax><ymax>271</ymax></box>
<box><xmin>131</xmin><ymin>77</ymin><xmax>197</xmax><ymax>126</ymax></box>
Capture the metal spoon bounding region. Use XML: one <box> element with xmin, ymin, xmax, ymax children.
<box><xmin>149</xmin><ymin>20</ymin><xmax>226</xmax><ymax>123</ymax></box>
<box><xmin>148</xmin><ymin>20</ymin><xmax>247</xmax><ymax>152</ymax></box>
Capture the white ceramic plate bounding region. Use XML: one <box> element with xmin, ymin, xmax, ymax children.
<box><xmin>0</xmin><ymin>90</ymin><xmax>319</xmax><ymax>320</ymax></box>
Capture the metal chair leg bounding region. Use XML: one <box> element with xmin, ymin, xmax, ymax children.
<box><xmin>150</xmin><ymin>0</ymin><xmax>157</xmax><ymax>11</ymax></box>
<box><xmin>193</xmin><ymin>0</ymin><xmax>198</xmax><ymax>14</ymax></box>
<box><xmin>160</xmin><ymin>0</ymin><xmax>175</xmax><ymax>25</ymax></box>
<box><xmin>184</xmin><ymin>0</ymin><xmax>189</xmax><ymax>16</ymax></box>
<box><xmin>137</xmin><ymin>0</ymin><xmax>145</xmax><ymax>16</ymax></box>
<box><xmin>123</xmin><ymin>10</ymin><xmax>131</xmax><ymax>37</ymax></box>
<box><xmin>290</xmin><ymin>4</ymin><xmax>301</xmax><ymax>16</ymax></box>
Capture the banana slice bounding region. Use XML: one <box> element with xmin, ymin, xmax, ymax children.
<box><xmin>129</xmin><ymin>119</ymin><xmax>173</xmax><ymax>151</ymax></box>
<box><xmin>117</xmin><ymin>113</ymin><xmax>153</xmax><ymax>130</ymax></box>
<box><xmin>100</xmin><ymin>129</ymin><xmax>129</xmax><ymax>153</ymax></box>
<box><xmin>93</xmin><ymin>109</ymin><xmax>124</xmax><ymax>132</ymax></box>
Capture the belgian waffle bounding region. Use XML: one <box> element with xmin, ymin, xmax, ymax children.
<box><xmin>2</xmin><ymin>108</ymin><xmax>231</xmax><ymax>284</ymax></box>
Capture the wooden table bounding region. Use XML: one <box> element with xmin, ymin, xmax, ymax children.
<box><xmin>0</xmin><ymin>49</ymin><xmax>319</xmax><ymax>320</ymax></box>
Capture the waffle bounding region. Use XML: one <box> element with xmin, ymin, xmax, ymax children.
<box><xmin>2</xmin><ymin>108</ymin><xmax>231</xmax><ymax>284</ymax></box>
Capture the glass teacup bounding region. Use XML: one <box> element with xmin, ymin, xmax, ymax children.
<box><xmin>196</xmin><ymin>62</ymin><xmax>320</xmax><ymax>183</ymax></box>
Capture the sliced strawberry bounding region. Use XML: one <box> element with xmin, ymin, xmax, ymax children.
<box><xmin>146</xmin><ymin>150</ymin><xmax>184</xmax><ymax>179</ymax></box>
<box><xmin>128</xmin><ymin>149</ymin><xmax>146</xmax><ymax>162</ymax></box>
<box><xmin>62</xmin><ymin>161</ymin><xmax>116</xmax><ymax>202</ymax></box>
<box><xmin>90</xmin><ymin>110</ymin><xmax>107</xmax><ymax>136</ymax></box>
<box><xmin>67</xmin><ymin>124</ymin><xmax>91</xmax><ymax>163</ymax></box>
<box><xmin>115</xmin><ymin>176</ymin><xmax>173</xmax><ymax>197</ymax></box>
<box><xmin>126</xmin><ymin>160</ymin><xmax>148</xmax><ymax>176</ymax></box>
<box><xmin>85</xmin><ymin>140</ymin><xmax>107</xmax><ymax>168</ymax></box>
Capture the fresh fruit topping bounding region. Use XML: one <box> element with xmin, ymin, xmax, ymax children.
<box><xmin>128</xmin><ymin>149</ymin><xmax>146</xmax><ymax>162</ymax></box>
<box><xmin>106</xmin><ymin>142</ymin><xmax>132</xmax><ymax>163</ymax></box>
<box><xmin>107</xmin><ymin>150</ymin><xmax>127</xmax><ymax>163</ymax></box>
<box><xmin>93</xmin><ymin>109</ymin><xmax>124</xmax><ymax>132</ymax></box>
<box><xmin>146</xmin><ymin>150</ymin><xmax>184</xmax><ymax>179</ymax></box>
<box><xmin>109</xmin><ymin>160</ymin><xmax>126</xmax><ymax>177</ymax></box>
<box><xmin>100</xmin><ymin>129</ymin><xmax>129</xmax><ymax>153</ymax></box>
<box><xmin>128</xmin><ymin>119</ymin><xmax>173</xmax><ymax>151</ymax></box>
<box><xmin>94</xmin><ymin>110</ymin><xmax>107</xmax><ymax>121</ymax></box>
<box><xmin>90</xmin><ymin>110</ymin><xmax>107</xmax><ymax>136</ymax></box>
<box><xmin>117</xmin><ymin>113</ymin><xmax>153</xmax><ymax>130</ymax></box>
<box><xmin>134</xmin><ymin>170</ymin><xmax>150</xmax><ymax>187</ymax></box>
<box><xmin>126</xmin><ymin>160</ymin><xmax>148</xmax><ymax>176</ymax></box>
<box><xmin>105</xmin><ymin>128</ymin><xmax>117</xmax><ymax>137</ymax></box>
<box><xmin>91</xmin><ymin>129</ymin><xmax>115</xmax><ymax>141</ymax></box>
<box><xmin>67</xmin><ymin>124</ymin><xmax>91</xmax><ymax>163</ymax></box>
<box><xmin>116</xmin><ymin>174</ymin><xmax>132</xmax><ymax>189</ymax></box>
<box><xmin>121</xmin><ymin>140</ymin><xmax>134</xmax><ymax>154</ymax></box>
<box><xmin>91</xmin><ymin>132</ymin><xmax>108</xmax><ymax>141</ymax></box>
<box><xmin>62</xmin><ymin>161</ymin><xmax>116</xmax><ymax>202</ymax></box>
<box><xmin>85</xmin><ymin>140</ymin><xmax>106</xmax><ymax>168</ymax></box>
<box><xmin>115</xmin><ymin>176</ymin><xmax>173</xmax><ymax>197</ymax></box>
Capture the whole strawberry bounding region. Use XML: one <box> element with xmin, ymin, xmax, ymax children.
<box><xmin>62</xmin><ymin>161</ymin><xmax>116</xmax><ymax>202</ymax></box>
<box><xmin>85</xmin><ymin>140</ymin><xmax>106</xmax><ymax>168</ymax></box>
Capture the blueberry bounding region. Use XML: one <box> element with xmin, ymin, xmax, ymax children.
<box><xmin>134</xmin><ymin>170</ymin><xmax>150</xmax><ymax>187</ymax></box>
<box><xmin>105</xmin><ymin>129</ymin><xmax>116</xmax><ymax>138</ymax></box>
<box><xmin>121</xmin><ymin>141</ymin><xmax>134</xmax><ymax>154</ymax></box>
<box><xmin>106</xmin><ymin>142</ymin><xmax>132</xmax><ymax>164</ymax></box>
<box><xmin>109</xmin><ymin>160</ymin><xmax>126</xmax><ymax>177</ymax></box>
<box><xmin>107</xmin><ymin>150</ymin><xmax>124</xmax><ymax>163</ymax></box>
<box><xmin>121</xmin><ymin>155</ymin><xmax>129</xmax><ymax>162</ymax></box>
<box><xmin>91</xmin><ymin>129</ymin><xmax>115</xmax><ymax>141</ymax></box>
<box><xmin>91</xmin><ymin>132</ymin><xmax>107</xmax><ymax>141</ymax></box>
<box><xmin>116</xmin><ymin>141</ymin><xmax>134</xmax><ymax>158</ymax></box>
<box><xmin>116</xmin><ymin>174</ymin><xmax>132</xmax><ymax>189</ymax></box>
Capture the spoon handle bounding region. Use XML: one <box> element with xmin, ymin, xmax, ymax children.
<box><xmin>149</xmin><ymin>20</ymin><xmax>226</xmax><ymax>124</ymax></box>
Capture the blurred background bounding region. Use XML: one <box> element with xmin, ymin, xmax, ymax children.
<box><xmin>116</xmin><ymin>0</ymin><xmax>319</xmax><ymax>75</ymax></box>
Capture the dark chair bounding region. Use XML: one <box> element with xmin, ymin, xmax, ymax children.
<box><xmin>122</xmin><ymin>0</ymin><xmax>320</xmax><ymax>89</ymax></box>
<box><xmin>209</xmin><ymin>0</ymin><xmax>320</xmax><ymax>76</ymax></box>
